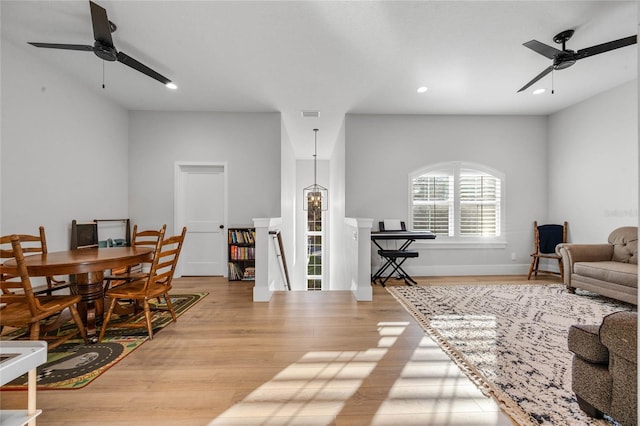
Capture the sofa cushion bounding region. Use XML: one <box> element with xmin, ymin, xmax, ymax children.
<box><xmin>568</xmin><ymin>324</ymin><xmax>609</xmax><ymax>364</ymax></box>
<box><xmin>574</xmin><ymin>261</ymin><xmax>638</xmax><ymax>288</ymax></box>
<box><xmin>609</xmin><ymin>226</ymin><xmax>638</xmax><ymax>264</ymax></box>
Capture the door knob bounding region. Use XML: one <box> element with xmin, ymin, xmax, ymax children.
<box><xmin>219</xmin><ymin>225</ymin><xmax>224</xmax><ymax>229</ymax></box>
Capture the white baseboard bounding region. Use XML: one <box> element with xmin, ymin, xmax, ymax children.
<box><xmin>405</xmin><ymin>263</ymin><xmax>533</xmax><ymax>276</ymax></box>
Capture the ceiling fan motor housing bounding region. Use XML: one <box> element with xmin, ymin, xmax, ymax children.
<box><xmin>553</xmin><ymin>51</ymin><xmax>576</xmax><ymax>70</ymax></box>
<box><xmin>93</xmin><ymin>41</ymin><xmax>117</xmax><ymax>61</ymax></box>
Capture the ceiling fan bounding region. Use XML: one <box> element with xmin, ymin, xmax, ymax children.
<box><xmin>28</xmin><ymin>1</ymin><xmax>175</xmax><ymax>88</ymax></box>
<box><xmin>517</xmin><ymin>29</ymin><xmax>637</xmax><ymax>93</ymax></box>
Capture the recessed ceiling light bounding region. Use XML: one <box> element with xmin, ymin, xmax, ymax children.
<box><xmin>166</xmin><ymin>82</ymin><xmax>178</xmax><ymax>90</ymax></box>
<box><xmin>532</xmin><ymin>88</ymin><xmax>546</xmax><ymax>95</ymax></box>
<box><xmin>417</xmin><ymin>86</ymin><xmax>428</xmax><ymax>93</ymax></box>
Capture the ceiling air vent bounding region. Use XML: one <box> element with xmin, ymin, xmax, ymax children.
<box><xmin>301</xmin><ymin>111</ymin><xmax>320</xmax><ymax>118</ymax></box>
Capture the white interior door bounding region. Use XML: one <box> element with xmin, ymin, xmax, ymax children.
<box><xmin>177</xmin><ymin>164</ymin><xmax>226</xmax><ymax>276</ymax></box>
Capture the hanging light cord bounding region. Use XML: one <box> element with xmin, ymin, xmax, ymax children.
<box><xmin>313</xmin><ymin>129</ymin><xmax>318</xmax><ymax>186</ymax></box>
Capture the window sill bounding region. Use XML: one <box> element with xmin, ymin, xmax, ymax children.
<box><xmin>414</xmin><ymin>239</ymin><xmax>507</xmax><ymax>249</ymax></box>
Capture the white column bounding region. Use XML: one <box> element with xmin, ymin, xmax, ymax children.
<box><xmin>345</xmin><ymin>217</ymin><xmax>374</xmax><ymax>301</ymax></box>
<box><xmin>252</xmin><ymin>218</ymin><xmax>272</xmax><ymax>302</ymax></box>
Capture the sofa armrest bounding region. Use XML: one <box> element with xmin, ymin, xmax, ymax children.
<box><xmin>558</xmin><ymin>243</ymin><xmax>614</xmax><ymax>287</ymax></box>
<box><xmin>600</xmin><ymin>311</ymin><xmax>637</xmax><ymax>364</ymax></box>
<box><xmin>568</xmin><ymin>324</ymin><xmax>609</xmax><ymax>363</ymax></box>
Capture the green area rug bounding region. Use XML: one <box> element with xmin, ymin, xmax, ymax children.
<box><xmin>388</xmin><ymin>284</ymin><xmax>634</xmax><ymax>426</ymax></box>
<box><xmin>1</xmin><ymin>293</ymin><xmax>206</xmax><ymax>390</ymax></box>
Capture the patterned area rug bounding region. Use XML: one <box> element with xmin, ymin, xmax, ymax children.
<box><xmin>1</xmin><ymin>293</ymin><xmax>206</xmax><ymax>390</ymax></box>
<box><xmin>388</xmin><ymin>284</ymin><xmax>635</xmax><ymax>426</ymax></box>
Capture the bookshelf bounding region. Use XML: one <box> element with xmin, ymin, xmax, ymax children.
<box><xmin>228</xmin><ymin>227</ymin><xmax>256</xmax><ymax>281</ymax></box>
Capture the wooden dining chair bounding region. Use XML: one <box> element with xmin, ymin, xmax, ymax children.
<box><xmin>0</xmin><ymin>235</ymin><xmax>88</xmax><ymax>349</ymax></box>
<box><xmin>528</xmin><ymin>221</ymin><xmax>568</xmax><ymax>281</ymax></box>
<box><xmin>103</xmin><ymin>224</ymin><xmax>167</xmax><ymax>292</ymax></box>
<box><xmin>99</xmin><ymin>227</ymin><xmax>187</xmax><ymax>341</ymax></box>
<box><xmin>0</xmin><ymin>226</ymin><xmax>70</xmax><ymax>295</ymax></box>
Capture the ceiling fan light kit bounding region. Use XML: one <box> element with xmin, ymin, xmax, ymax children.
<box><xmin>518</xmin><ymin>29</ymin><xmax>637</xmax><ymax>93</ymax></box>
<box><xmin>28</xmin><ymin>1</ymin><xmax>175</xmax><ymax>89</ymax></box>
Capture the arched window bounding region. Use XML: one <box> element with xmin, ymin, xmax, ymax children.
<box><xmin>409</xmin><ymin>162</ymin><xmax>504</xmax><ymax>239</ymax></box>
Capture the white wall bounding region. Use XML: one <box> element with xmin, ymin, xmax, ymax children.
<box><xmin>279</xmin><ymin>121</ymin><xmax>297</xmax><ymax>289</ymax></box>
<box><xmin>548</xmin><ymin>80</ymin><xmax>638</xmax><ymax>243</ymax></box>
<box><xmin>1</xmin><ymin>41</ymin><xmax>129</xmax><ymax>250</ymax></box>
<box><xmin>329</xmin><ymin>120</ymin><xmax>347</xmax><ymax>290</ymax></box>
<box><xmin>128</xmin><ymin>111</ymin><xmax>281</xmax><ymax>235</ymax></box>
<box><xmin>345</xmin><ymin>114</ymin><xmax>548</xmax><ymax>275</ymax></box>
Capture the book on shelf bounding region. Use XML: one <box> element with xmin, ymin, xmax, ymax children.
<box><xmin>230</xmin><ymin>245</ymin><xmax>255</xmax><ymax>260</ymax></box>
<box><xmin>243</xmin><ymin>266</ymin><xmax>255</xmax><ymax>280</ymax></box>
<box><xmin>228</xmin><ymin>262</ymin><xmax>243</xmax><ymax>280</ymax></box>
<box><xmin>227</xmin><ymin>263</ymin><xmax>255</xmax><ymax>281</ymax></box>
<box><xmin>228</xmin><ymin>229</ymin><xmax>256</xmax><ymax>245</ymax></box>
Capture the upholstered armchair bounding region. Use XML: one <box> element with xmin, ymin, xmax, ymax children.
<box><xmin>567</xmin><ymin>311</ymin><xmax>637</xmax><ymax>426</ymax></box>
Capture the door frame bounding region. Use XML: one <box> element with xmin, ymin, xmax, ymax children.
<box><xmin>174</xmin><ymin>161</ymin><xmax>229</xmax><ymax>277</ymax></box>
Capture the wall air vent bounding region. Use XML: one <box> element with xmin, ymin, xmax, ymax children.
<box><xmin>301</xmin><ymin>111</ymin><xmax>320</xmax><ymax>118</ymax></box>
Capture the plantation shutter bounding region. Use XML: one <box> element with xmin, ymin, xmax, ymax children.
<box><xmin>459</xmin><ymin>170</ymin><xmax>500</xmax><ymax>236</ymax></box>
<box><xmin>410</xmin><ymin>162</ymin><xmax>503</xmax><ymax>238</ymax></box>
<box><xmin>411</xmin><ymin>172</ymin><xmax>453</xmax><ymax>236</ymax></box>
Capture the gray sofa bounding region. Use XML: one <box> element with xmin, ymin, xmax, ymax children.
<box><xmin>568</xmin><ymin>311</ymin><xmax>637</xmax><ymax>426</ymax></box>
<box><xmin>558</xmin><ymin>226</ymin><xmax>638</xmax><ymax>305</ymax></box>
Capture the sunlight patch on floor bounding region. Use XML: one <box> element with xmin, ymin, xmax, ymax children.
<box><xmin>207</xmin><ymin>322</ymin><xmax>406</xmax><ymax>424</ymax></box>
<box><xmin>207</xmin><ymin>321</ymin><xmax>507</xmax><ymax>425</ymax></box>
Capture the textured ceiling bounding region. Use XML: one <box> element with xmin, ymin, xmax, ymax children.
<box><xmin>2</xmin><ymin>1</ymin><xmax>637</xmax><ymax>158</ymax></box>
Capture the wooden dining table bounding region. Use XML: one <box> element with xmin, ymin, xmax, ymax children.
<box><xmin>3</xmin><ymin>246</ymin><xmax>153</xmax><ymax>339</ymax></box>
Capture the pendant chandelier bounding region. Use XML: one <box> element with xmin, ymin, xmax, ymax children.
<box><xmin>303</xmin><ymin>128</ymin><xmax>328</xmax><ymax>211</ymax></box>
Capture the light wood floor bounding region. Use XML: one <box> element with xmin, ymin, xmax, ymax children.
<box><xmin>1</xmin><ymin>275</ymin><xmax>558</xmax><ymax>425</ymax></box>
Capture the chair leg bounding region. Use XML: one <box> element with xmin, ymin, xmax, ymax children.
<box><xmin>527</xmin><ymin>255</ymin><xmax>536</xmax><ymax>279</ymax></box>
<box><xmin>143</xmin><ymin>300</ymin><xmax>154</xmax><ymax>340</ymax></box>
<box><xmin>99</xmin><ymin>297</ymin><xmax>118</xmax><ymax>343</ymax></box>
<box><xmin>29</xmin><ymin>322</ymin><xmax>40</xmax><ymax>341</ymax></box>
<box><xmin>68</xmin><ymin>305</ymin><xmax>89</xmax><ymax>344</ymax></box>
<box><xmin>164</xmin><ymin>294</ymin><xmax>177</xmax><ymax>322</ymax></box>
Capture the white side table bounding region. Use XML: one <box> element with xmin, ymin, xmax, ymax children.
<box><xmin>0</xmin><ymin>341</ymin><xmax>47</xmax><ymax>426</ymax></box>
